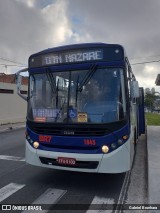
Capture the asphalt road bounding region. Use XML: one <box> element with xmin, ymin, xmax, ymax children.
<box><xmin>0</xmin><ymin>128</ymin><xmax>147</xmax><ymax>213</ymax></box>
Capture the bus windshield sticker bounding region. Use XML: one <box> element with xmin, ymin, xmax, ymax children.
<box><xmin>34</xmin><ymin>117</ymin><xmax>46</xmax><ymax>122</ymax></box>
<box><xmin>69</xmin><ymin>109</ymin><xmax>77</xmax><ymax>118</ymax></box>
<box><xmin>78</xmin><ymin>112</ymin><xmax>88</xmax><ymax>122</ymax></box>
<box><xmin>113</xmin><ymin>71</ymin><xmax>117</xmax><ymax>77</ymax></box>
<box><xmin>33</xmin><ymin>109</ymin><xmax>61</xmax><ymax>119</ymax></box>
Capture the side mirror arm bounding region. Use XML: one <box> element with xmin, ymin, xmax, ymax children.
<box><xmin>16</xmin><ymin>68</ymin><xmax>28</xmax><ymax>101</ymax></box>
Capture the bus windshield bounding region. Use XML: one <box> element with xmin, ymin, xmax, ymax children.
<box><xmin>27</xmin><ymin>67</ymin><xmax>126</xmax><ymax>124</ymax></box>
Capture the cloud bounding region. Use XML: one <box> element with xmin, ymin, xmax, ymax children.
<box><xmin>65</xmin><ymin>0</ymin><xmax>160</xmax><ymax>90</ymax></box>
<box><xmin>41</xmin><ymin>1</ymin><xmax>73</xmax><ymax>44</ymax></box>
<box><xmin>0</xmin><ymin>0</ymin><xmax>160</xmax><ymax>91</ymax></box>
<box><xmin>0</xmin><ymin>0</ymin><xmax>73</xmax><ymax>73</ymax></box>
<box><xmin>16</xmin><ymin>0</ymin><xmax>36</xmax><ymax>8</ymax></box>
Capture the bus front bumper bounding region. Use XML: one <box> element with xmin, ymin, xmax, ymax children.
<box><xmin>25</xmin><ymin>140</ymin><xmax>131</xmax><ymax>173</ymax></box>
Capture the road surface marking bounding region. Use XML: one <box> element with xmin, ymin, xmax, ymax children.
<box><xmin>0</xmin><ymin>128</ymin><xmax>9</xmax><ymax>132</ymax></box>
<box><xmin>0</xmin><ymin>183</ymin><xmax>25</xmax><ymax>202</ymax></box>
<box><xmin>0</xmin><ymin>155</ymin><xmax>25</xmax><ymax>162</ymax></box>
<box><xmin>114</xmin><ymin>171</ymin><xmax>131</xmax><ymax>213</ymax></box>
<box><xmin>86</xmin><ymin>196</ymin><xmax>115</xmax><ymax>213</ymax></box>
<box><xmin>22</xmin><ymin>188</ymin><xmax>67</xmax><ymax>213</ymax></box>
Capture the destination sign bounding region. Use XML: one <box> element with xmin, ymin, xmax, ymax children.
<box><xmin>42</xmin><ymin>49</ymin><xmax>103</xmax><ymax>65</ymax></box>
<box><xmin>29</xmin><ymin>46</ymin><xmax>124</xmax><ymax>68</ymax></box>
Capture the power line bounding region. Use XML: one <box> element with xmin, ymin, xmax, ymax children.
<box><xmin>131</xmin><ymin>59</ymin><xmax>160</xmax><ymax>65</ymax></box>
<box><xmin>130</xmin><ymin>54</ymin><xmax>160</xmax><ymax>61</ymax></box>
<box><xmin>0</xmin><ymin>56</ymin><xmax>26</xmax><ymax>66</ymax></box>
<box><xmin>0</xmin><ymin>64</ymin><xmax>27</xmax><ymax>67</ymax></box>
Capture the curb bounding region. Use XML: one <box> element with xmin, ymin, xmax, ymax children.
<box><xmin>0</xmin><ymin>125</ymin><xmax>25</xmax><ymax>133</ymax></box>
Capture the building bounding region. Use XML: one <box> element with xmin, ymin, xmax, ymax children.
<box><xmin>0</xmin><ymin>73</ymin><xmax>28</xmax><ymax>125</ymax></box>
<box><xmin>155</xmin><ymin>74</ymin><xmax>160</xmax><ymax>86</ymax></box>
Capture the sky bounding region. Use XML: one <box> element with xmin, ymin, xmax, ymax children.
<box><xmin>0</xmin><ymin>0</ymin><xmax>160</xmax><ymax>91</ymax></box>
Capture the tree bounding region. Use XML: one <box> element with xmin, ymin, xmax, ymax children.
<box><xmin>144</xmin><ymin>87</ymin><xmax>157</xmax><ymax>110</ymax></box>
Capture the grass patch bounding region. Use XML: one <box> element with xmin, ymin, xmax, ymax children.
<box><xmin>145</xmin><ymin>112</ymin><xmax>160</xmax><ymax>126</ymax></box>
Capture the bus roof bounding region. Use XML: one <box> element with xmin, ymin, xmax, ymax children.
<box><xmin>30</xmin><ymin>43</ymin><xmax>125</xmax><ymax>57</ymax></box>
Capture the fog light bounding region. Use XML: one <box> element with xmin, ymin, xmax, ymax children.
<box><xmin>102</xmin><ymin>145</ymin><xmax>109</xmax><ymax>153</ymax></box>
<box><xmin>118</xmin><ymin>139</ymin><xmax>123</xmax><ymax>145</ymax></box>
<box><xmin>33</xmin><ymin>141</ymin><xmax>39</xmax><ymax>149</ymax></box>
<box><xmin>27</xmin><ymin>135</ymin><xmax>30</xmax><ymax>140</ymax></box>
<box><xmin>111</xmin><ymin>143</ymin><xmax>117</xmax><ymax>149</ymax></box>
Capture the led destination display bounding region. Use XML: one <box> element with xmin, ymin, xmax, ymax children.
<box><xmin>29</xmin><ymin>46</ymin><xmax>123</xmax><ymax>68</ymax></box>
<box><xmin>42</xmin><ymin>49</ymin><xmax>103</xmax><ymax>65</ymax></box>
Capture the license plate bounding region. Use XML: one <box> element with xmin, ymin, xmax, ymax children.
<box><xmin>56</xmin><ymin>157</ymin><xmax>76</xmax><ymax>166</ymax></box>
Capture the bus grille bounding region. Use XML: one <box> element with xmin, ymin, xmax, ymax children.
<box><xmin>27</xmin><ymin>122</ymin><xmax>108</xmax><ymax>136</ymax></box>
<box><xmin>40</xmin><ymin>143</ymin><xmax>99</xmax><ymax>151</ymax></box>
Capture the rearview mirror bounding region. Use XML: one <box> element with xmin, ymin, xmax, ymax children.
<box><xmin>16</xmin><ymin>68</ymin><xmax>28</xmax><ymax>101</ymax></box>
<box><xmin>130</xmin><ymin>80</ymin><xmax>140</xmax><ymax>99</ymax></box>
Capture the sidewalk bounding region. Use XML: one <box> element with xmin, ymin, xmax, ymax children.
<box><xmin>0</xmin><ymin>122</ymin><xmax>25</xmax><ymax>133</ymax></box>
<box><xmin>147</xmin><ymin>126</ymin><xmax>160</xmax><ymax>212</ymax></box>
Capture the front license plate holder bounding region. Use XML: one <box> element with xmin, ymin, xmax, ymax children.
<box><xmin>56</xmin><ymin>157</ymin><xmax>76</xmax><ymax>166</ymax></box>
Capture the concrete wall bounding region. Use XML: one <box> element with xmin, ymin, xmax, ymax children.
<box><xmin>0</xmin><ymin>83</ymin><xmax>28</xmax><ymax>125</ymax></box>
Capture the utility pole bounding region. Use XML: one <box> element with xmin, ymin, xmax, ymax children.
<box><xmin>5</xmin><ymin>65</ymin><xmax>7</xmax><ymax>74</ymax></box>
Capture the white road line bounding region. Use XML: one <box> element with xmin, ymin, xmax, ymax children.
<box><xmin>114</xmin><ymin>171</ymin><xmax>131</xmax><ymax>213</ymax></box>
<box><xmin>86</xmin><ymin>196</ymin><xmax>115</xmax><ymax>213</ymax></box>
<box><xmin>0</xmin><ymin>128</ymin><xmax>9</xmax><ymax>132</ymax></box>
<box><xmin>0</xmin><ymin>183</ymin><xmax>25</xmax><ymax>202</ymax></box>
<box><xmin>0</xmin><ymin>155</ymin><xmax>25</xmax><ymax>162</ymax></box>
<box><xmin>22</xmin><ymin>188</ymin><xmax>67</xmax><ymax>213</ymax></box>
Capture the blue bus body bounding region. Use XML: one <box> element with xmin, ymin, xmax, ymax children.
<box><xmin>138</xmin><ymin>87</ymin><xmax>145</xmax><ymax>135</ymax></box>
<box><xmin>17</xmin><ymin>43</ymin><xmax>145</xmax><ymax>173</ymax></box>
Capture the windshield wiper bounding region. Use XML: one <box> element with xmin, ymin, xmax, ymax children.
<box><xmin>78</xmin><ymin>64</ymin><xmax>98</xmax><ymax>92</ymax></box>
<box><xmin>75</xmin><ymin>64</ymin><xmax>98</xmax><ymax>107</ymax></box>
<box><xmin>75</xmin><ymin>75</ymin><xmax>79</xmax><ymax>107</ymax></box>
<box><xmin>46</xmin><ymin>68</ymin><xmax>56</xmax><ymax>93</ymax></box>
<box><xmin>56</xmin><ymin>78</ymin><xmax>59</xmax><ymax>108</ymax></box>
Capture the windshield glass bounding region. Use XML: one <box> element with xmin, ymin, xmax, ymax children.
<box><xmin>27</xmin><ymin>67</ymin><xmax>126</xmax><ymax>124</ymax></box>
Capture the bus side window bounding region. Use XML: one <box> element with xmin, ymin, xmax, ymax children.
<box><xmin>126</xmin><ymin>64</ymin><xmax>131</xmax><ymax>100</ymax></box>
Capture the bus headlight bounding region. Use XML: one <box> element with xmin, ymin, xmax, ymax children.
<box><xmin>33</xmin><ymin>142</ymin><xmax>39</xmax><ymax>149</ymax></box>
<box><xmin>102</xmin><ymin>145</ymin><xmax>109</xmax><ymax>153</ymax></box>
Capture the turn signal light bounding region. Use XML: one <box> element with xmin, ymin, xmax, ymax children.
<box><xmin>122</xmin><ymin>135</ymin><xmax>128</xmax><ymax>140</ymax></box>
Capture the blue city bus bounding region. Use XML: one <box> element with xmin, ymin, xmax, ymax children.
<box><xmin>16</xmin><ymin>43</ymin><xmax>145</xmax><ymax>173</ymax></box>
